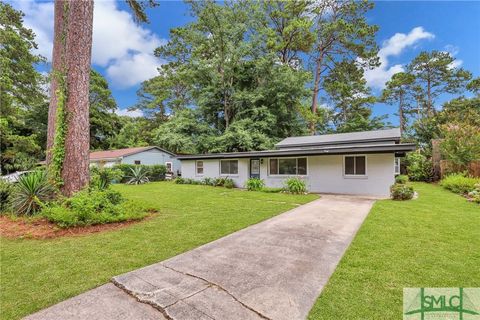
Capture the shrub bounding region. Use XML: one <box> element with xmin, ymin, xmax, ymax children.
<box><xmin>113</xmin><ymin>164</ymin><xmax>167</xmax><ymax>182</ymax></box>
<box><xmin>0</xmin><ymin>180</ymin><xmax>14</xmax><ymax>212</ymax></box>
<box><xmin>12</xmin><ymin>171</ymin><xmax>55</xmax><ymax>215</ymax></box>
<box><xmin>42</xmin><ymin>188</ymin><xmax>147</xmax><ymax>228</ymax></box>
<box><xmin>147</xmin><ymin>165</ymin><xmax>167</xmax><ymax>181</ymax></box>
<box><xmin>245</xmin><ymin>178</ymin><xmax>265</xmax><ymax>191</ymax></box>
<box><xmin>90</xmin><ymin>167</ymin><xmax>124</xmax><ymax>190</ymax></box>
<box><xmin>440</xmin><ymin>173</ymin><xmax>480</xmax><ymax>194</ymax></box>
<box><xmin>467</xmin><ymin>184</ymin><xmax>480</xmax><ymax>203</ymax></box>
<box><xmin>126</xmin><ymin>167</ymin><xmax>150</xmax><ymax>185</ymax></box>
<box><xmin>223</xmin><ymin>178</ymin><xmax>235</xmax><ymax>189</ymax></box>
<box><xmin>406</xmin><ymin>152</ymin><xmax>433</xmax><ymax>182</ymax></box>
<box><xmin>390</xmin><ymin>184</ymin><xmax>414</xmax><ymax>200</ymax></box>
<box><xmin>284</xmin><ymin>177</ymin><xmax>307</xmax><ymax>194</ymax></box>
<box><xmin>174</xmin><ymin>177</ymin><xmax>185</xmax><ymax>184</ymax></box>
<box><xmin>395</xmin><ymin>175</ymin><xmax>409</xmax><ymax>184</ymax></box>
<box><xmin>202</xmin><ymin>177</ymin><xmax>215</xmax><ymax>186</ymax></box>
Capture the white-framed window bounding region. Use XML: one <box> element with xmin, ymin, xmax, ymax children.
<box><xmin>165</xmin><ymin>162</ymin><xmax>173</xmax><ymax>173</ymax></box>
<box><xmin>269</xmin><ymin>157</ymin><xmax>307</xmax><ymax>175</ymax></box>
<box><xmin>220</xmin><ymin>160</ymin><xmax>238</xmax><ymax>175</ymax></box>
<box><xmin>196</xmin><ymin>160</ymin><xmax>204</xmax><ymax>175</ymax></box>
<box><xmin>344</xmin><ymin>155</ymin><xmax>367</xmax><ymax>176</ymax></box>
<box><xmin>394</xmin><ymin>157</ymin><xmax>401</xmax><ymax>175</ymax></box>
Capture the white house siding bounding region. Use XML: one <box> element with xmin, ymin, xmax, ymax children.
<box><xmin>122</xmin><ymin>149</ymin><xmax>181</xmax><ymax>173</ymax></box>
<box><xmin>181</xmin><ymin>153</ymin><xmax>395</xmax><ymax>197</ymax></box>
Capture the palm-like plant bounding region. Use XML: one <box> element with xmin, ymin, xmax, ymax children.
<box><xmin>12</xmin><ymin>171</ymin><xmax>56</xmax><ymax>215</ymax></box>
<box><xmin>126</xmin><ymin>167</ymin><xmax>150</xmax><ymax>185</ymax></box>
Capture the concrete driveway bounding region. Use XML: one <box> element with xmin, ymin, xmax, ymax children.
<box><xmin>25</xmin><ymin>195</ymin><xmax>374</xmax><ymax>320</ymax></box>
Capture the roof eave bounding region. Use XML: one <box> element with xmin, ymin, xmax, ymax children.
<box><xmin>177</xmin><ymin>144</ymin><xmax>416</xmax><ymax>160</ymax></box>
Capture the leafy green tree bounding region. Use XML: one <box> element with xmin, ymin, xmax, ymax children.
<box><xmin>407</xmin><ymin>51</ymin><xmax>472</xmax><ymax>117</ymax></box>
<box><xmin>263</xmin><ymin>0</ymin><xmax>314</xmax><ymax>66</ymax></box>
<box><xmin>108</xmin><ymin>117</ymin><xmax>151</xmax><ymax>149</ymax></box>
<box><xmin>324</xmin><ymin>61</ymin><xmax>385</xmax><ymax>132</ymax></box>
<box><xmin>89</xmin><ymin>70</ymin><xmax>122</xmax><ymax>150</ymax></box>
<box><xmin>309</xmin><ymin>0</ymin><xmax>379</xmax><ymax>134</ymax></box>
<box><xmin>440</xmin><ymin>123</ymin><xmax>480</xmax><ymax>169</ymax></box>
<box><xmin>0</xmin><ymin>3</ymin><xmax>47</xmax><ymax>174</ymax></box>
<box><xmin>381</xmin><ymin>72</ymin><xmax>416</xmax><ymax>135</ymax></box>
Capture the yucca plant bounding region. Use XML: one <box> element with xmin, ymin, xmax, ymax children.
<box><xmin>12</xmin><ymin>171</ymin><xmax>56</xmax><ymax>215</ymax></box>
<box><xmin>126</xmin><ymin>167</ymin><xmax>150</xmax><ymax>185</ymax></box>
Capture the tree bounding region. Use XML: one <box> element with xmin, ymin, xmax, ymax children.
<box><xmin>89</xmin><ymin>70</ymin><xmax>121</xmax><ymax>150</ymax></box>
<box><xmin>381</xmin><ymin>72</ymin><xmax>416</xmax><ymax>135</ymax></box>
<box><xmin>0</xmin><ymin>3</ymin><xmax>47</xmax><ymax>173</ymax></box>
<box><xmin>407</xmin><ymin>51</ymin><xmax>472</xmax><ymax>117</ymax></box>
<box><xmin>324</xmin><ymin>61</ymin><xmax>385</xmax><ymax>132</ymax></box>
<box><xmin>309</xmin><ymin>0</ymin><xmax>379</xmax><ymax>134</ymax></box>
<box><xmin>46</xmin><ymin>0</ymin><xmax>156</xmax><ymax>196</ymax></box>
<box><xmin>440</xmin><ymin>123</ymin><xmax>480</xmax><ymax>169</ymax></box>
<box><xmin>263</xmin><ymin>0</ymin><xmax>314</xmax><ymax>66</ymax></box>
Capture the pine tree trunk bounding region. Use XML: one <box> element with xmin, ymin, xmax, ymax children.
<box><xmin>46</xmin><ymin>0</ymin><xmax>94</xmax><ymax>196</ymax></box>
<box><xmin>309</xmin><ymin>55</ymin><xmax>323</xmax><ymax>135</ymax></box>
<box><xmin>399</xmin><ymin>93</ymin><xmax>404</xmax><ymax>136</ymax></box>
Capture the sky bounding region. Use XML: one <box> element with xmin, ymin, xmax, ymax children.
<box><xmin>12</xmin><ymin>0</ymin><xmax>480</xmax><ymax>124</ymax></box>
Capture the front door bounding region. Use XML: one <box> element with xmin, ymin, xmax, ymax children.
<box><xmin>250</xmin><ymin>158</ymin><xmax>260</xmax><ymax>179</ymax></box>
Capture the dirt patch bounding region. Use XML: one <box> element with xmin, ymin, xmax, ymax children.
<box><xmin>0</xmin><ymin>213</ymin><xmax>156</xmax><ymax>240</ymax></box>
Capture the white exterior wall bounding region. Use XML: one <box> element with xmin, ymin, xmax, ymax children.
<box><xmin>181</xmin><ymin>153</ymin><xmax>395</xmax><ymax>197</ymax></box>
<box><xmin>122</xmin><ymin>149</ymin><xmax>181</xmax><ymax>173</ymax></box>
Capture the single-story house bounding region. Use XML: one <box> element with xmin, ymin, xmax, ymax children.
<box><xmin>177</xmin><ymin>128</ymin><xmax>416</xmax><ymax>197</ymax></box>
<box><xmin>90</xmin><ymin>146</ymin><xmax>181</xmax><ymax>174</ymax></box>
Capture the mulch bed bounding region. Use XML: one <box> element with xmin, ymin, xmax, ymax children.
<box><xmin>0</xmin><ymin>213</ymin><xmax>155</xmax><ymax>240</ymax></box>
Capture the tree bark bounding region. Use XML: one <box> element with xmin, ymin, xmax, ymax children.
<box><xmin>47</xmin><ymin>0</ymin><xmax>94</xmax><ymax>196</ymax></box>
<box><xmin>399</xmin><ymin>93</ymin><xmax>404</xmax><ymax>136</ymax></box>
<box><xmin>309</xmin><ymin>54</ymin><xmax>323</xmax><ymax>135</ymax></box>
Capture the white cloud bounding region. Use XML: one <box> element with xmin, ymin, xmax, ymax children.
<box><xmin>444</xmin><ymin>45</ymin><xmax>463</xmax><ymax>69</ymax></box>
<box><xmin>13</xmin><ymin>0</ymin><xmax>165</xmax><ymax>88</ymax></box>
<box><xmin>115</xmin><ymin>108</ymin><xmax>143</xmax><ymax>118</ymax></box>
<box><xmin>364</xmin><ymin>27</ymin><xmax>435</xmax><ymax>89</ymax></box>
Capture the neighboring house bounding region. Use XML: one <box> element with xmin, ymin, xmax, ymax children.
<box><xmin>178</xmin><ymin>128</ymin><xmax>415</xmax><ymax>197</ymax></box>
<box><xmin>90</xmin><ymin>146</ymin><xmax>181</xmax><ymax>174</ymax></box>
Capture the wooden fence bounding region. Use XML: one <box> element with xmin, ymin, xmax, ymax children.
<box><xmin>440</xmin><ymin>160</ymin><xmax>480</xmax><ymax>178</ymax></box>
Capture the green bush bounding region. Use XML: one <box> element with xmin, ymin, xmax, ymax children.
<box><xmin>223</xmin><ymin>178</ymin><xmax>235</xmax><ymax>189</ymax></box>
<box><xmin>174</xmin><ymin>177</ymin><xmax>185</xmax><ymax>184</ymax></box>
<box><xmin>126</xmin><ymin>167</ymin><xmax>150</xmax><ymax>185</ymax></box>
<box><xmin>12</xmin><ymin>171</ymin><xmax>55</xmax><ymax>215</ymax></box>
<box><xmin>113</xmin><ymin>164</ymin><xmax>166</xmax><ymax>182</ymax></box>
<box><xmin>202</xmin><ymin>177</ymin><xmax>215</xmax><ymax>186</ymax></box>
<box><xmin>395</xmin><ymin>175</ymin><xmax>409</xmax><ymax>184</ymax></box>
<box><xmin>406</xmin><ymin>152</ymin><xmax>433</xmax><ymax>182</ymax></box>
<box><xmin>42</xmin><ymin>188</ymin><xmax>147</xmax><ymax>228</ymax></box>
<box><xmin>467</xmin><ymin>184</ymin><xmax>480</xmax><ymax>203</ymax></box>
<box><xmin>90</xmin><ymin>167</ymin><xmax>124</xmax><ymax>190</ymax></box>
<box><xmin>390</xmin><ymin>184</ymin><xmax>414</xmax><ymax>200</ymax></box>
<box><xmin>0</xmin><ymin>180</ymin><xmax>14</xmax><ymax>212</ymax></box>
<box><xmin>245</xmin><ymin>178</ymin><xmax>265</xmax><ymax>191</ymax></box>
<box><xmin>147</xmin><ymin>165</ymin><xmax>167</xmax><ymax>181</ymax></box>
<box><xmin>284</xmin><ymin>177</ymin><xmax>307</xmax><ymax>194</ymax></box>
<box><xmin>440</xmin><ymin>173</ymin><xmax>480</xmax><ymax>194</ymax></box>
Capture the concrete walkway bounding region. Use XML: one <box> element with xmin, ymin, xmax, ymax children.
<box><xmin>25</xmin><ymin>195</ymin><xmax>375</xmax><ymax>320</ymax></box>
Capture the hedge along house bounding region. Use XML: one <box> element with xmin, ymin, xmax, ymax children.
<box><xmin>89</xmin><ymin>146</ymin><xmax>181</xmax><ymax>174</ymax></box>
<box><xmin>178</xmin><ymin>129</ymin><xmax>415</xmax><ymax>197</ymax></box>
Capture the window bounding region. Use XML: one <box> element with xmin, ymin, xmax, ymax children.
<box><xmin>166</xmin><ymin>162</ymin><xmax>173</xmax><ymax>173</ymax></box>
<box><xmin>269</xmin><ymin>158</ymin><xmax>307</xmax><ymax>175</ymax></box>
<box><xmin>394</xmin><ymin>157</ymin><xmax>400</xmax><ymax>175</ymax></box>
<box><xmin>196</xmin><ymin>160</ymin><xmax>204</xmax><ymax>175</ymax></box>
<box><xmin>220</xmin><ymin>160</ymin><xmax>238</xmax><ymax>175</ymax></box>
<box><xmin>344</xmin><ymin>156</ymin><xmax>366</xmax><ymax>176</ymax></box>
<box><xmin>134</xmin><ymin>160</ymin><xmax>141</xmax><ymax>165</ymax></box>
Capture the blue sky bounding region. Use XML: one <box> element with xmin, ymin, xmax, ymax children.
<box><xmin>14</xmin><ymin>0</ymin><xmax>480</xmax><ymax>124</ymax></box>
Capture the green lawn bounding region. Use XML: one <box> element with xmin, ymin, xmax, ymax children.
<box><xmin>0</xmin><ymin>182</ymin><xmax>317</xmax><ymax>320</ymax></box>
<box><xmin>308</xmin><ymin>182</ymin><xmax>480</xmax><ymax>319</ymax></box>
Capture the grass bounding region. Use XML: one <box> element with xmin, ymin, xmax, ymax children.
<box><xmin>0</xmin><ymin>182</ymin><xmax>317</xmax><ymax>320</ymax></box>
<box><xmin>308</xmin><ymin>182</ymin><xmax>480</xmax><ymax>319</ymax></box>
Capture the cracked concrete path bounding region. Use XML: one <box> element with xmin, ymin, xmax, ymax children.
<box><xmin>25</xmin><ymin>195</ymin><xmax>374</xmax><ymax>320</ymax></box>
